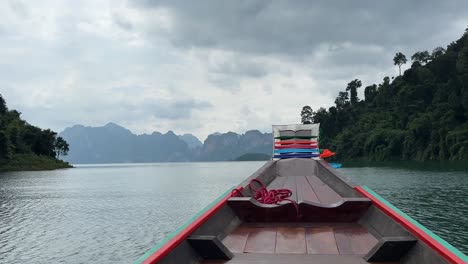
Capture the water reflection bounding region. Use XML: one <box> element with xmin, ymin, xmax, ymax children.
<box><xmin>0</xmin><ymin>161</ymin><xmax>467</xmax><ymax>263</ymax></box>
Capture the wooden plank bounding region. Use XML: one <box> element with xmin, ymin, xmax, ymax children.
<box><xmin>334</xmin><ymin>228</ymin><xmax>354</xmax><ymax>255</ymax></box>
<box><xmin>267</xmin><ymin>176</ymin><xmax>287</xmax><ymax>190</ymax></box>
<box><xmin>204</xmin><ymin>253</ymin><xmax>376</xmax><ymax>264</ymax></box>
<box><xmin>306</xmin><ymin>175</ymin><xmax>342</xmax><ymax>205</ymax></box>
<box><xmin>296</xmin><ymin>176</ymin><xmax>320</xmax><ymax>203</ymax></box>
<box><xmin>281</xmin><ymin>176</ymin><xmax>297</xmax><ymax>203</ymax></box>
<box><xmin>244</xmin><ymin>228</ymin><xmax>277</xmax><ymax>253</ymax></box>
<box><xmin>222</xmin><ymin>227</ymin><xmax>251</xmax><ymax>253</ymax></box>
<box><xmin>349</xmin><ymin>227</ymin><xmax>378</xmax><ymax>255</ymax></box>
<box><xmin>275</xmin><ymin>227</ymin><xmax>306</xmax><ymax>254</ymax></box>
<box><xmin>306</xmin><ymin>227</ymin><xmax>339</xmax><ymax>254</ymax></box>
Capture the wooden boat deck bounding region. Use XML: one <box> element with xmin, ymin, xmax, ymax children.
<box><xmin>266</xmin><ymin>175</ymin><xmax>343</xmax><ymax>204</ymax></box>
<box><xmin>204</xmin><ymin>254</ymin><xmax>398</xmax><ymax>264</ymax></box>
<box><xmin>222</xmin><ymin>223</ymin><xmax>377</xmax><ymax>255</ymax></box>
<box><xmin>203</xmin><ymin>223</ymin><xmax>390</xmax><ymax>264</ymax></box>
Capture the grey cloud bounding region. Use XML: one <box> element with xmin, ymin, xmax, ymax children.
<box><xmin>4</xmin><ymin>1</ymin><xmax>468</xmax><ymax>139</ymax></box>
<box><xmin>109</xmin><ymin>86</ymin><xmax>213</xmax><ymax>120</ymax></box>
<box><xmin>205</xmin><ymin>56</ymin><xmax>271</xmax><ymax>92</ymax></box>
<box><xmin>143</xmin><ymin>98</ymin><xmax>213</xmax><ymax>120</ymax></box>
<box><xmin>212</xmin><ymin>59</ymin><xmax>269</xmax><ymax>78</ymax></box>
<box><xmin>112</xmin><ymin>13</ymin><xmax>133</xmax><ymax>31</ymax></box>
<box><xmin>133</xmin><ymin>0</ymin><xmax>468</xmax><ymax>57</ymax></box>
<box><xmin>9</xmin><ymin>0</ymin><xmax>29</xmax><ymax>19</ymax></box>
<box><xmin>208</xmin><ymin>75</ymin><xmax>240</xmax><ymax>93</ymax></box>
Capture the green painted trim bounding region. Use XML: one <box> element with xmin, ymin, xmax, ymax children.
<box><xmin>134</xmin><ymin>187</ymin><xmax>234</xmax><ymax>264</ymax></box>
<box><xmin>274</xmin><ymin>136</ymin><xmax>317</xmax><ymax>139</ymax></box>
<box><xmin>362</xmin><ymin>186</ymin><xmax>468</xmax><ymax>262</ymax></box>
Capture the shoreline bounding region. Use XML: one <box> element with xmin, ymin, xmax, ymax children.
<box><xmin>0</xmin><ymin>154</ymin><xmax>73</xmax><ymax>172</ymax></box>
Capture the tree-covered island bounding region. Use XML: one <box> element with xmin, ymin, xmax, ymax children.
<box><xmin>0</xmin><ymin>94</ymin><xmax>71</xmax><ymax>172</ymax></box>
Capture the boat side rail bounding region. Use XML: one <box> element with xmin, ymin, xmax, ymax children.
<box><xmin>316</xmin><ymin>159</ymin><xmax>362</xmax><ymax>198</ymax></box>
<box><xmin>356</xmin><ymin>186</ymin><xmax>468</xmax><ymax>264</ymax></box>
<box><xmin>135</xmin><ymin>187</ymin><xmax>241</xmax><ymax>264</ymax></box>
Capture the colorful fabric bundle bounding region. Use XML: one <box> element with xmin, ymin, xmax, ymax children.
<box><xmin>272</xmin><ymin>124</ymin><xmax>320</xmax><ymax>159</ymax></box>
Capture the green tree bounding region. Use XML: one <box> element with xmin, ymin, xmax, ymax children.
<box><xmin>300</xmin><ymin>105</ymin><xmax>313</xmax><ymax>124</ymax></box>
<box><xmin>0</xmin><ymin>131</ymin><xmax>10</xmax><ymax>161</ymax></box>
<box><xmin>334</xmin><ymin>91</ymin><xmax>349</xmax><ymax>109</ymax></box>
<box><xmin>432</xmin><ymin>47</ymin><xmax>446</xmax><ymax>58</ymax></box>
<box><xmin>0</xmin><ymin>94</ymin><xmax>7</xmax><ymax>115</ymax></box>
<box><xmin>0</xmin><ymin>95</ymin><xmax>71</xmax><ymax>170</ymax></box>
<box><xmin>364</xmin><ymin>84</ymin><xmax>378</xmax><ymax>105</ymax></box>
<box><xmin>54</xmin><ymin>136</ymin><xmax>69</xmax><ymax>158</ymax></box>
<box><xmin>299</xmin><ymin>29</ymin><xmax>468</xmax><ymax>161</ymax></box>
<box><xmin>346</xmin><ymin>79</ymin><xmax>362</xmax><ymax>105</ymax></box>
<box><xmin>411</xmin><ymin>51</ymin><xmax>431</xmax><ymax>65</ymax></box>
<box><xmin>393</xmin><ymin>52</ymin><xmax>407</xmax><ymax>76</ymax></box>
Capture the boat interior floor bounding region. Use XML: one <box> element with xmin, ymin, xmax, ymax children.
<box><xmin>204</xmin><ymin>253</ymin><xmax>398</xmax><ymax>264</ymax></box>
<box><xmin>266</xmin><ymin>175</ymin><xmax>342</xmax><ymax>204</ymax></box>
<box><xmin>203</xmin><ymin>223</ymin><xmax>397</xmax><ymax>264</ymax></box>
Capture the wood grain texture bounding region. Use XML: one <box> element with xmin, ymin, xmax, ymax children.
<box><xmin>275</xmin><ymin>227</ymin><xmax>306</xmax><ymax>254</ymax></box>
<box><xmin>281</xmin><ymin>176</ymin><xmax>297</xmax><ymax>203</ymax></box>
<box><xmin>296</xmin><ymin>176</ymin><xmax>320</xmax><ymax>203</ymax></box>
<box><xmin>222</xmin><ymin>227</ymin><xmax>251</xmax><ymax>253</ymax></box>
<box><xmin>244</xmin><ymin>228</ymin><xmax>277</xmax><ymax>253</ymax></box>
<box><xmin>204</xmin><ymin>253</ymin><xmax>397</xmax><ymax>264</ymax></box>
<box><xmin>349</xmin><ymin>227</ymin><xmax>378</xmax><ymax>255</ymax></box>
<box><xmin>267</xmin><ymin>176</ymin><xmax>287</xmax><ymax>190</ymax></box>
<box><xmin>306</xmin><ymin>175</ymin><xmax>343</xmax><ymax>204</ymax></box>
<box><xmin>334</xmin><ymin>228</ymin><xmax>354</xmax><ymax>255</ymax></box>
<box><xmin>306</xmin><ymin>227</ymin><xmax>339</xmax><ymax>254</ymax></box>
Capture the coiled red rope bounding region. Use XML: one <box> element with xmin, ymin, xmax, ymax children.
<box><xmin>232</xmin><ymin>178</ymin><xmax>300</xmax><ymax>219</ymax></box>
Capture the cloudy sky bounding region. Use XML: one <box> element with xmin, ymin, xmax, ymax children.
<box><xmin>1</xmin><ymin>0</ymin><xmax>467</xmax><ymax>140</ymax></box>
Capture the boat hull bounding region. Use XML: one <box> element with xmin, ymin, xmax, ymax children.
<box><xmin>136</xmin><ymin>159</ymin><xmax>467</xmax><ymax>264</ymax></box>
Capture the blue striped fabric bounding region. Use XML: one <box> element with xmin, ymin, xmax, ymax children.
<box><xmin>274</xmin><ymin>153</ymin><xmax>320</xmax><ymax>159</ymax></box>
<box><xmin>274</xmin><ymin>148</ymin><xmax>319</xmax><ymax>154</ymax></box>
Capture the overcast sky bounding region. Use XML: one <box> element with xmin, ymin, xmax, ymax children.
<box><xmin>1</xmin><ymin>0</ymin><xmax>467</xmax><ymax>140</ymax></box>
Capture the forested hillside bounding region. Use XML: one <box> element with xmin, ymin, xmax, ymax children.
<box><xmin>305</xmin><ymin>29</ymin><xmax>468</xmax><ymax>161</ymax></box>
<box><xmin>0</xmin><ymin>95</ymin><xmax>70</xmax><ymax>171</ymax></box>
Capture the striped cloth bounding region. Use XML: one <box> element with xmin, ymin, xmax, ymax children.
<box><xmin>272</xmin><ymin>124</ymin><xmax>320</xmax><ymax>159</ymax></box>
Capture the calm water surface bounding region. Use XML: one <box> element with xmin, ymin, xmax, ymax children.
<box><xmin>0</xmin><ymin>161</ymin><xmax>467</xmax><ymax>263</ymax></box>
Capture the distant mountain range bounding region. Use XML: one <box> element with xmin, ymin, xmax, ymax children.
<box><xmin>178</xmin><ymin>134</ymin><xmax>202</xmax><ymax>149</ymax></box>
<box><xmin>59</xmin><ymin>123</ymin><xmax>273</xmax><ymax>164</ymax></box>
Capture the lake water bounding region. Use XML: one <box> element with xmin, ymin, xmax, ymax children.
<box><xmin>0</xmin><ymin>161</ymin><xmax>467</xmax><ymax>263</ymax></box>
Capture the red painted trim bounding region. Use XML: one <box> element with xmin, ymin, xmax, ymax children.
<box><xmin>142</xmin><ymin>186</ymin><xmax>243</xmax><ymax>264</ymax></box>
<box><xmin>355</xmin><ymin>186</ymin><xmax>465</xmax><ymax>264</ymax></box>
<box><xmin>275</xmin><ymin>140</ymin><xmax>317</xmax><ymax>145</ymax></box>
<box><xmin>274</xmin><ymin>145</ymin><xmax>318</xmax><ymax>149</ymax></box>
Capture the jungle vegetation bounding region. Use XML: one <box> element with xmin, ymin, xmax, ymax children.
<box><xmin>0</xmin><ymin>94</ymin><xmax>71</xmax><ymax>171</ymax></box>
<box><xmin>301</xmin><ymin>29</ymin><xmax>468</xmax><ymax>161</ymax></box>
